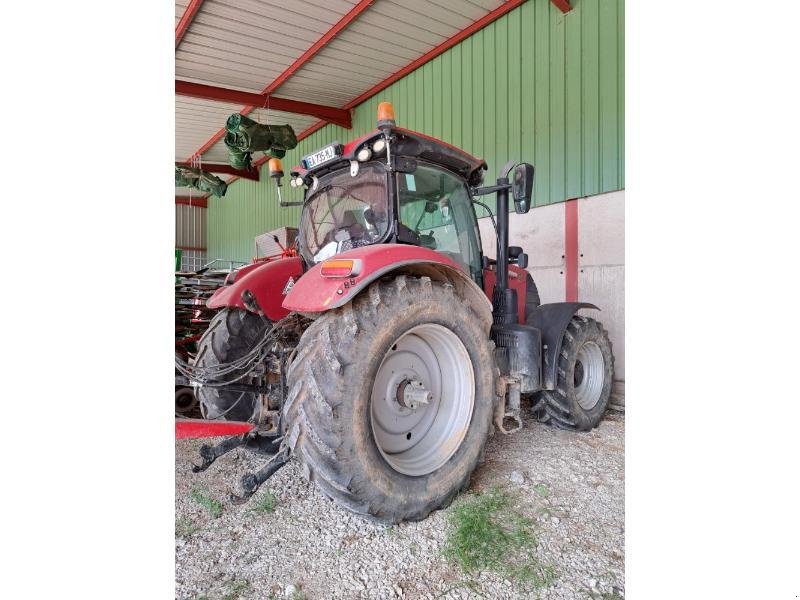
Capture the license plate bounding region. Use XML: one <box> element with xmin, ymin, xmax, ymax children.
<box><xmin>302</xmin><ymin>143</ymin><xmax>340</xmax><ymax>169</ymax></box>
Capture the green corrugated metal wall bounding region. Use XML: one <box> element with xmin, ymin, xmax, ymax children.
<box><xmin>208</xmin><ymin>0</ymin><xmax>624</xmax><ymax>263</ymax></box>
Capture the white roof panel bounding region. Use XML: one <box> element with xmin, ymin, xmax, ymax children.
<box><xmin>176</xmin><ymin>0</ymin><xmax>359</xmax><ymax>91</ymax></box>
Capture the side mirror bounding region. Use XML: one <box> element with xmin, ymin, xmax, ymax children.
<box><xmin>512</xmin><ymin>163</ymin><xmax>534</xmax><ymax>214</ymax></box>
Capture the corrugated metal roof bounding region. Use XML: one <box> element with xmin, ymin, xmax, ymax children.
<box><xmin>176</xmin><ymin>96</ymin><xmax>241</xmax><ymax>162</ymax></box>
<box><xmin>176</xmin><ymin>0</ymin><xmax>359</xmax><ymax>92</ymax></box>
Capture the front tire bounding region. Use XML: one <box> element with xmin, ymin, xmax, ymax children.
<box><xmin>536</xmin><ymin>315</ymin><xmax>614</xmax><ymax>430</ymax></box>
<box><xmin>282</xmin><ymin>275</ymin><xmax>496</xmax><ymax>523</ymax></box>
<box><xmin>194</xmin><ymin>308</ymin><xmax>269</xmax><ymax>422</ymax></box>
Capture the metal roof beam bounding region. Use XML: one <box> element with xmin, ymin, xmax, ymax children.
<box><xmin>175</xmin><ymin>0</ymin><xmax>206</xmax><ymax>49</ymax></box>
<box><xmin>176</xmin><ymin>195</ymin><xmax>208</xmax><ymax>208</ymax></box>
<box><xmin>175</xmin><ymin>162</ymin><xmax>259</xmax><ymax>181</ymax></box>
<box><xmin>175</xmin><ymin>80</ymin><xmax>352</xmax><ymax>129</ymax></box>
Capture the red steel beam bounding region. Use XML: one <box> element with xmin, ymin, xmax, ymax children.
<box><xmin>175</xmin><ymin>162</ymin><xmax>259</xmax><ymax>181</ymax></box>
<box><xmin>176</xmin><ymin>195</ymin><xmax>208</xmax><ymax>208</ymax></box>
<box><xmin>264</xmin><ymin>0</ymin><xmax>375</xmax><ymax>94</ymax></box>
<box><xmin>176</xmin><ymin>80</ymin><xmax>352</xmax><ymax>128</ymax></box>
<box><xmin>176</xmin><ymin>245</ymin><xmax>207</xmax><ymax>252</ymax></box>
<box><xmin>550</xmin><ymin>0</ymin><xmax>572</xmax><ymax>13</ymax></box>
<box><xmin>175</xmin><ymin>0</ymin><xmax>206</xmax><ymax>49</ymax></box>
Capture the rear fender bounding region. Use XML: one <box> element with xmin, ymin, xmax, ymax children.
<box><xmin>282</xmin><ymin>244</ymin><xmax>491</xmax><ymax>316</ymax></box>
<box><xmin>527</xmin><ymin>302</ymin><xmax>599</xmax><ymax>390</ymax></box>
<box><xmin>207</xmin><ymin>256</ymin><xmax>303</xmax><ymax>321</ymax></box>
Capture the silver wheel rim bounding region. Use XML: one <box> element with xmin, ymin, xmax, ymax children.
<box><xmin>370</xmin><ymin>323</ymin><xmax>474</xmax><ymax>476</ymax></box>
<box><xmin>574</xmin><ymin>341</ymin><xmax>605</xmax><ymax>410</ymax></box>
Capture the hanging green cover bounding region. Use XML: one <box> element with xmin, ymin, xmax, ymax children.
<box><xmin>223</xmin><ymin>113</ymin><xmax>298</xmax><ymax>169</ymax></box>
<box><xmin>175</xmin><ymin>166</ymin><xmax>228</xmax><ymax>198</ymax></box>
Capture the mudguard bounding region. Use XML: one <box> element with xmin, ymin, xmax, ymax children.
<box><xmin>527</xmin><ymin>302</ymin><xmax>599</xmax><ymax>390</ymax></box>
<box><xmin>207</xmin><ymin>256</ymin><xmax>303</xmax><ymax>321</ymax></box>
<box><xmin>282</xmin><ymin>244</ymin><xmax>489</xmax><ymax>313</ymax></box>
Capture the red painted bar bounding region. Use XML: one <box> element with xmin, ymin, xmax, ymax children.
<box><xmin>175</xmin><ymin>196</ymin><xmax>208</xmax><ymax>208</ymax></box>
<box><xmin>550</xmin><ymin>0</ymin><xmax>572</xmax><ymax>14</ymax></box>
<box><xmin>175</xmin><ymin>81</ymin><xmax>352</xmax><ymax>128</ymax></box>
<box><xmin>564</xmin><ymin>199</ymin><xmax>579</xmax><ymax>302</ymax></box>
<box><xmin>175</xmin><ymin>419</ymin><xmax>254</xmax><ymax>440</ymax></box>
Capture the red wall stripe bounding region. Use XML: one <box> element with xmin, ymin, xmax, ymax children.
<box><xmin>564</xmin><ymin>199</ymin><xmax>579</xmax><ymax>302</ymax></box>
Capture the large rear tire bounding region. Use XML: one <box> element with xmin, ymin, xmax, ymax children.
<box><xmin>535</xmin><ymin>315</ymin><xmax>614</xmax><ymax>431</ymax></box>
<box><xmin>282</xmin><ymin>275</ymin><xmax>496</xmax><ymax>523</ymax></box>
<box><xmin>194</xmin><ymin>308</ymin><xmax>269</xmax><ymax>422</ymax></box>
<box><xmin>524</xmin><ymin>272</ymin><xmax>541</xmax><ymax>317</ymax></box>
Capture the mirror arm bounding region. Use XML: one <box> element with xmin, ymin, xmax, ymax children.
<box><xmin>276</xmin><ymin>184</ymin><xmax>304</xmax><ymax>207</ymax></box>
<box><xmin>471</xmin><ymin>183</ymin><xmax>511</xmax><ymax>196</ymax></box>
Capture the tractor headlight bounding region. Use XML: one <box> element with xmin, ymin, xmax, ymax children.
<box><xmin>372</xmin><ymin>138</ymin><xmax>386</xmax><ymax>154</ymax></box>
<box><xmin>356</xmin><ymin>147</ymin><xmax>372</xmax><ymax>162</ymax></box>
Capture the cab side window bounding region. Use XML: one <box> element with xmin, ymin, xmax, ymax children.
<box><xmin>396</xmin><ymin>165</ymin><xmax>483</xmax><ymax>281</ymax></box>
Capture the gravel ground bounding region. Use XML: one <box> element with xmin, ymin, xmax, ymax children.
<box><xmin>176</xmin><ymin>404</ymin><xmax>624</xmax><ymax>600</ymax></box>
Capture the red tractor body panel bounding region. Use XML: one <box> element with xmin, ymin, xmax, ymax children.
<box><xmin>482</xmin><ymin>264</ymin><xmax>529</xmax><ymax>324</ymax></box>
<box><xmin>283</xmin><ymin>244</ymin><xmax>469</xmax><ymax>313</ymax></box>
<box><xmin>207</xmin><ymin>256</ymin><xmax>303</xmax><ymax>320</ymax></box>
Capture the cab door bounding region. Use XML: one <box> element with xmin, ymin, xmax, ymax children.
<box><xmin>395</xmin><ymin>163</ymin><xmax>484</xmax><ymax>285</ymax></box>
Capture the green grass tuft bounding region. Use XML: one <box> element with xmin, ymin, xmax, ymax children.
<box><xmin>222</xmin><ymin>580</ymin><xmax>251</xmax><ymax>600</ymax></box>
<box><xmin>190</xmin><ymin>489</ymin><xmax>223</xmax><ymax>519</ymax></box>
<box><xmin>443</xmin><ymin>486</ymin><xmax>555</xmax><ymax>589</ymax></box>
<box><xmin>175</xmin><ymin>515</ymin><xmax>200</xmax><ymax>538</ymax></box>
<box><xmin>249</xmin><ymin>490</ymin><xmax>277</xmax><ymax>514</ymax></box>
<box><xmin>533</xmin><ymin>483</ymin><xmax>551</xmax><ymax>498</ymax></box>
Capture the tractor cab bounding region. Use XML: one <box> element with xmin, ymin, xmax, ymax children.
<box><xmin>270</xmin><ymin>103</ymin><xmax>489</xmax><ymax>285</ymax></box>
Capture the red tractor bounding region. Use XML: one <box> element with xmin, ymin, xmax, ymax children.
<box><xmin>178</xmin><ymin>102</ymin><xmax>614</xmax><ymax>523</ymax></box>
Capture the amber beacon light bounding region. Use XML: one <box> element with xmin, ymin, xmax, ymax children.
<box><xmin>377</xmin><ymin>102</ymin><xmax>396</xmax><ymax>128</ymax></box>
<box><xmin>268</xmin><ymin>158</ymin><xmax>284</xmax><ymax>179</ymax></box>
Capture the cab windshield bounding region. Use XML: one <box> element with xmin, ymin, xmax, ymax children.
<box><xmin>299</xmin><ymin>163</ymin><xmax>390</xmax><ymax>264</ymax></box>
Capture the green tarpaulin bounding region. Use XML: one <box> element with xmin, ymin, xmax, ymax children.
<box><xmin>175</xmin><ymin>166</ymin><xmax>228</xmax><ymax>198</ymax></box>
<box><xmin>224</xmin><ymin>114</ymin><xmax>298</xmax><ymax>170</ymax></box>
